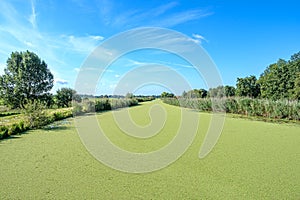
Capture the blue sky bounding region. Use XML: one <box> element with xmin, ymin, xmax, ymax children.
<box><xmin>0</xmin><ymin>0</ymin><xmax>299</xmax><ymax>95</ymax></box>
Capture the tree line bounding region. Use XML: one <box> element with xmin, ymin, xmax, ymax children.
<box><xmin>0</xmin><ymin>51</ymin><xmax>156</xmax><ymax>110</ymax></box>
<box><xmin>166</xmin><ymin>51</ymin><xmax>300</xmax><ymax>100</ymax></box>
<box><xmin>160</xmin><ymin>52</ymin><xmax>300</xmax><ymax>121</ymax></box>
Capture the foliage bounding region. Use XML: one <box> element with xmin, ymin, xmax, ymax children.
<box><xmin>95</xmin><ymin>98</ymin><xmax>111</xmax><ymax>111</ymax></box>
<box><xmin>163</xmin><ymin>97</ymin><xmax>300</xmax><ymax>121</ymax></box>
<box><xmin>110</xmin><ymin>98</ymin><xmax>138</xmax><ymax>109</ymax></box>
<box><xmin>161</xmin><ymin>92</ymin><xmax>175</xmax><ymax>98</ymax></box>
<box><xmin>135</xmin><ymin>96</ymin><xmax>155</xmax><ymax>102</ymax></box>
<box><xmin>0</xmin><ymin>51</ymin><xmax>54</xmax><ymax>108</ymax></box>
<box><xmin>125</xmin><ymin>92</ymin><xmax>134</xmax><ymax>99</ymax></box>
<box><xmin>208</xmin><ymin>86</ymin><xmax>225</xmax><ymax>98</ymax></box>
<box><xmin>23</xmin><ymin>101</ymin><xmax>50</xmax><ymax>129</ymax></box>
<box><xmin>0</xmin><ymin>107</ymin><xmax>73</xmax><ymax>140</ymax></box>
<box><xmin>258</xmin><ymin>52</ymin><xmax>300</xmax><ymax>100</ymax></box>
<box><xmin>82</xmin><ymin>100</ymin><xmax>95</xmax><ymax>112</ymax></box>
<box><xmin>293</xmin><ymin>72</ymin><xmax>300</xmax><ymax>100</ymax></box>
<box><xmin>72</xmin><ymin>103</ymin><xmax>83</xmax><ymax>116</ymax></box>
<box><xmin>56</xmin><ymin>87</ymin><xmax>81</xmax><ymax>108</ymax></box>
<box><xmin>182</xmin><ymin>89</ymin><xmax>208</xmax><ymax>98</ymax></box>
<box><xmin>236</xmin><ymin>75</ymin><xmax>260</xmax><ymax>98</ymax></box>
<box><xmin>207</xmin><ymin>86</ymin><xmax>236</xmax><ymax>98</ymax></box>
<box><xmin>72</xmin><ymin>98</ymin><xmax>139</xmax><ymax>115</ymax></box>
<box><xmin>224</xmin><ymin>85</ymin><xmax>236</xmax><ymax>97</ymax></box>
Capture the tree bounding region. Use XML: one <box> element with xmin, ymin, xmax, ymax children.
<box><xmin>236</xmin><ymin>75</ymin><xmax>260</xmax><ymax>98</ymax></box>
<box><xmin>0</xmin><ymin>51</ymin><xmax>54</xmax><ymax>108</ymax></box>
<box><xmin>208</xmin><ymin>86</ymin><xmax>225</xmax><ymax>98</ymax></box>
<box><xmin>125</xmin><ymin>92</ymin><xmax>134</xmax><ymax>99</ymax></box>
<box><xmin>224</xmin><ymin>86</ymin><xmax>236</xmax><ymax>97</ymax></box>
<box><xmin>161</xmin><ymin>92</ymin><xmax>175</xmax><ymax>98</ymax></box>
<box><xmin>292</xmin><ymin>72</ymin><xmax>300</xmax><ymax>100</ymax></box>
<box><xmin>258</xmin><ymin>52</ymin><xmax>300</xmax><ymax>100</ymax></box>
<box><xmin>288</xmin><ymin>52</ymin><xmax>300</xmax><ymax>99</ymax></box>
<box><xmin>56</xmin><ymin>88</ymin><xmax>81</xmax><ymax>108</ymax></box>
<box><xmin>182</xmin><ymin>89</ymin><xmax>207</xmax><ymax>98</ymax></box>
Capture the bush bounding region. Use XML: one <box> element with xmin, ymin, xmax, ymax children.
<box><xmin>95</xmin><ymin>98</ymin><xmax>111</xmax><ymax>111</ymax></box>
<box><xmin>0</xmin><ymin>126</ymin><xmax>8</xmax><ymax>139</ymax></box>
<box><xmin>82</xmin><ymin>100</ymin><xmax>95</xmax><ymax>113</ymax></box>
<box><xmin>72</xmin><ymin>103</ymin><xmax>83</xmax><ymax>116</ymax></box>
<box><xmin>23</xmin><ymin>102</ymin><xmax>49</xmax><ymax>129</ymax></box>
<box><xmin>163</xmin><ymin>97</ymin><xmax>300</xmax><ymax>121</ymax></box>
<box><xmin>8</xmin><ymin>123</ymin><xmax>21</xmax><ymax>135</ymax></box>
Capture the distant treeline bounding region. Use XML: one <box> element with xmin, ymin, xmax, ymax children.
<box><xmin>162</xmin><ymin>51</ymin><xmax>300</xmax><ymax>100</ymax></box>
<box><xmin>161</xmin><ymin>52</ymin><xmax>300</xmax><ymax>121</ymax></box>
<box><xmin>80</xmin><ymin>94</ymin><xmax>159</xmax><ymax>100</ymax></box>
<box><xmin>72</xmin><ymin>98</ymin><xmax>139</xmax><ymax>115</ymax></box>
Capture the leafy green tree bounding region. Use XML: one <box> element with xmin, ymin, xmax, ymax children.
<box><xmin>56</xmin><ymin>88</ymin><xmax>81</xmax><ymax>108</ymax></box>
<box><xmin>182</xmin><ymin>89</ymin><xmax>207</xmax><ymax>98</ymax></box>
<box><xmin>0</xmin><ymin>51</ymin><xmax>54</xmax><ymax>108</ymax></box>
<box><xmin>224</xmin><ymin>86</ymin><xmax>236</xmax><ymax>97</ymax></box>
<box><xmin>208</xmin><ymin>86</ymin><xmax>225</xmax><ymax>98</ymax></box>
<box><xmin>258</xmin><ymin>59</ymin><xmax>289</xmax><ymax>99</ymax></box>
<box><xmin>258</xmin><ymin>52</ymin><xmax>300</xmax><ymax>100</ymax></box>
<box><xmin>288</xmin><ymin>52</ymin><xmax>300</xmax><ymax>99</ymax></box>
<box><xmin>292</xmin><ymin>72</ymin><xmax>300</xmax><ymax>100</ymax></box>
<box><xmin>161</xmin><ymin>92</ymin><xmax>175</xmax><ymax>98</ymax></box>
<box><xmin>236</xmin><ymin>75</ymin><xmax>260</xmax><ymax>98</ymax></box>
<box><xmin>125</xmin><ymin>92</ymin><xmax>134</xmax><ymax>99</ymax></box>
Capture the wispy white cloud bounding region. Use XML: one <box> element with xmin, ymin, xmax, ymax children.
<box><xmin>24</xmin><ymin>40</ymin><xmax>34</xmax><ymax>47</ymax></box>
<box><xmin>89</xmin><ymin>35</ymin><xmax>104</xmax><ymax>41</ymax></box>
<box><xmin>125</xmin><ymin>59</ymin><xmax>147</xmax><ymax>66</ymax></box>
<box><xmin>74</xmin><ymin>67</ymin><xmax>80</xmax><ymax>72</ymax></box>
<box><xmin>192</xmin><ymin>33</ymin><xmax>208</xmax><ymax>44</ymax></box>
<box><xmin>0</xmin><ymin>1</ymin><xmax>105</xmax><ymax>91</ymax></box>
<box><xmin>28</xmin><ymin>0</ymin><xmax>37</xmax><ymax>28</ymax></box>
<box><xmin>151</xmin><ymin>2</ymin><xmax>178</xmax><ymax>17</ymax></box>
<box><xmin>61</xmin><ymin>34</ymin><xmax>104</xmax><ymax>53</ymax></box>
<box><xmin>154</xmin><ymin>9</ymin><xmax>212</xmax><ymax>27</ymax></box>
<box><xmin>99</xmin><ymin>1</ymin><xmax>212</xmax><ymax>29</ymax></box>
<box><xmin>96</xmin><ymin>0</ymin><xmax>114</xmax><ymax>25</ymax></box>
<box><xmin>55</xmin><ymin>78</ymin><xmax>69</xmax><ymax>85</ymax></box>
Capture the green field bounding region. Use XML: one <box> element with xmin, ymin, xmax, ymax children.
<box><xmin>0</xmin><ymin>100</ymin><xmax>299</xmax><ymax>199</ymax></box>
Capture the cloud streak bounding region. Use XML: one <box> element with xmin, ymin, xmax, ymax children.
<box><xmin>99</xmin><ymin>1</ymin><xmax>212</xmax><ymax>29</ymax></box>
<box><xmin>0</xmin><ymin>1</ymin><xmax>105</xmax><ymax>91</ymax></box>
<box><xmin>192</xmin><ymin>33</ymin><xmax>208</xmax><ymax>44</ymax></box>
<box><xmin>28</xmin><ymin>0</ymin><xmax>37</xmax><ymax>28</ymax></box>
<box><xmin>154</xmin><ymin>9</ymin><xmax>213</xmax><ymax>27</ymax></box>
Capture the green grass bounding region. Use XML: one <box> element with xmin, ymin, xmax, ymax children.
<box><xmin>0</xmin><ymin>100</ymin><xmax>299</xmax><ymax>199</ymax></box>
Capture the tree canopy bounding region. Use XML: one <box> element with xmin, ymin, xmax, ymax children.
<box><xmin>236</xmin><ymin>75</ymin><xmax>260</xmax><ymax>98</ymax></box>
<box><xmin>258</xmin><ymin>52</ymin><xmax>300</xmax><ymax>100</ymax></box>
<box><xmin>182</xmin><ymin>89</ymin><xmax>207</xmax><ymax>98</ymax></box>
<box><xmin>0</xmin><ymin>51</ymin><xmax>54</xmax><ymax>108</ymax></box>
<box><xmin>56</xmin><ymin>87</ymin><xmax>81</xmax><ymax>108</ymax></box>
<box><xmin>161</xmin><ymin>92</ymin><xmax>175</xmax><ymax>98</ymax></box>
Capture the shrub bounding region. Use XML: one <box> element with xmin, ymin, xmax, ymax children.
<box><xmin>0</xmin><ymin>126</ymin><xmax>9</xmax><ymax>139</ymax></box>
<box><xmin>72</xmin><ymin>103</ymin><xmax>83</xmax><ymax>116</ymax></box>
<box><xmin>163</xmin><ymin>97</ymin><xmax>300</xmax><ymax>121</ymax></box>
<box><xmin>95</xmin><ymin>98</ymin><xmax>111</xmax><ymax>111</ymax></box>
<box><xmin>23</xmin><ymin>101</ymin><xmax>50</xmax><ymax>129</ymax></box>
<box><xmin>82</xmin><ymin>100</ymin><xmax>95</xmax><ymax>113</ymax></box>
<box><xmin>8</xmin><ymin>123</ymin><xmax>21</xmax><ymax>135</ymax></box>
